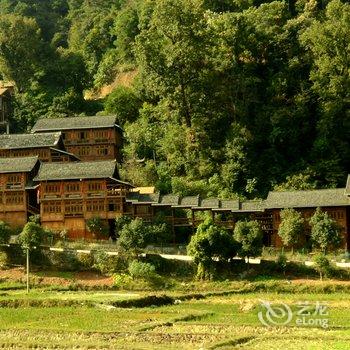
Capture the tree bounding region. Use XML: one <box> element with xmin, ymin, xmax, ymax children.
<box><xmin>233</xmin><ymin>220</ymin><xmax>263</xmax><ymax>263</ymax></box>
<box><xmin>117</xmin><ymin>218</ymin><xmax>152</xmax><ymax>256</ymax></box>
<box><xmin>187</xmin><ymin>218</ymin><xmax>236</xmax><ymax>280</ymax></box>
<box><xmin>309</xmin><ymin>207</ymin><xmax>341</xmax><ymax>253</ymax></box>
<box><xmin>301</xmin><ymin>0</ymin><xmax>350</xmax><ymax>185</ymax></box>
<box><xmin>0</xmin><ymin>221</ymin><xmax>11</xmax><ymax>244</ymax></box>
<box><xmin>18</xmin><ymin>222</ymin><xmax>44</xmax><ymax>250</ymax></box>
<box><xmin>0</xmin><ymin>14</ymin><xmax>43</xmax><ymax>92</ymax></box>
<box><xmin>278</xmin><ymin>208</ymin><xmax>304</xmax><ymax>252</ymax></box>
<box><xmin>104</xmin><ymin>86</ymin><xmax>141</xmax><ymax>126</ymax></box>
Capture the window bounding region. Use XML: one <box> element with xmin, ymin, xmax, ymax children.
<box><xmin>65</xmin><ymin>200</ymin><xmax>83</xmax><ymax>214</ymax></box>
<box><xmin>86</xmin><ymin>199</ymin><xmax>105</xmax><ymax>212</ymax></box>
<box><xmin>5</xmin><ymin>191</ymin><xmax>23</xmax><ymax>205</ymax></box>
<box><xmin>80</xmin><ymin>131</ymin><xmax>88</xmax><ymax>140</ymax></box>
<box><xmin>43</xmin><ymin>202</ymin><xmax>61</xmax><ymax>213</ymax></box>
<box><xmin>108</xmin><ymin>199</ymin><xmax>122</xmax><ymax>212</ymax></box>
<box><xmin>44</xmin><ymin>183</ymin><xmax>60</xmax><ymax>193</ymax></box>
<box><xmin>88</xmin><ymin>182</ymin><xmax>103</xmax><ymax>192</ymax></box>
<box><xmin>6</xmin><ymin>174</ymin><xmax>22</xmax><ymax>189</ymax></box>
<box><xmin>95</xmin><ymin>130</ymin><xmax>110</xmax><ymax>142</ymax></box>
<box><xmin>65</xmin><ymin>183</ymin><xmax>80</xmax><ymax>193</ymax></box>
<box><xmin>77</xmin><ymin>147</ymin><xmax>90</xmax><ymax>156</ymax></box>
<box><xmin>96</xmin><ymin>146</ymin><xmax>109</xmax><ymax>156</ymax></box>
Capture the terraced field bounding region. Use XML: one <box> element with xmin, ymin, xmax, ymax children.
<box><xmin>0</xmin><ymin>286</ymin><xmax>349</xmax><ymax>349</ymax></box>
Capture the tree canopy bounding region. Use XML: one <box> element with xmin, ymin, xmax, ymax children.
<box><xmin>0</xmin><ymin>0</ymin><xmax>348</xmax><ymax>198</ymax></box>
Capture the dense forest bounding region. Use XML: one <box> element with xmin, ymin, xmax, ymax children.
<box><xmin>0</xmin><ymin>0</ymin><xmax>349</xmax><ymax>198</ymax></box>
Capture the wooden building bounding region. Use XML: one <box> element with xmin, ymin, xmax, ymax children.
<box><xmin>34</xmin><ymin>160</ymin><xmax>133</xmax><ymax>239</ymax></box>
<box><xmin>0</xmin><ymin>82</ymin><xmax>14</xmax><ymax>134</ymax></box>
<box><xmin>31</xmin><ymin>115</ymin><xmax>123</xmax><ymax>161</ymax></box>
<box><xmin>265</xmin><ymin>188</ymin><xmax>350</xmax><ymax>249</ymax></box>
<box><xmin>0</xmin><ymin>132</ymin><xmax>79</xmax><ymax>162</ymax></box>
<box><xmin>0</xmin><ymin>156</ymin><xmax>40</xmax><ymax>228</ymax></box>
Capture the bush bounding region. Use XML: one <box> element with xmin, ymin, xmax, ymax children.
<box><xmin>310</xmin><ymin>208</ymin><xmax>342</xmax><ymax>253</ymax></box>
<box><xmin>47</xmin><ymin>250</ymin><xmax>80</xmax><ymax>271</ymax></box>
<box><xmin>276</xmin><ymin>253</ymin><xmax>287</xmax><ymax>275</ymax></box>
<box><xmin>114</xmin><ymin>273</ymin><xmax>133</xmax><ymax>288</ymax></box>
<box><xmin>18</xmin><ymin>222</ymin><xmax>44</xmax><ymax>250</ymax></box>
<box><xmin>233</xmin><ymin>220</ymin><xmax>263</xmax><ymax>262</ymax></box>
<box><xmin>278</xmin><ymin>208</ymin><xmax>304</xmax><ymax>251</ymax></box>
<box><xmin>93</xmin><ymin>250</ymin><xmax>128</xmax><ymax>275</ymax></box>
<box><xmin>0</xmin><ymin>221</ymin><xmax>11</xmax><ymax>244</ymax></box>
<box><xmin>314</xmin><ymin>254</ymin><xmax>333</xmax><ymax>280</ymax></box>
<box><xmin>76</xmin><ymin>252</ymin><xmax>95</xmax><ymax>271</ymax></box>
<box><xmin>86</xmin><ymin>217</ymin><xmax>109</xmax><ymax>238</ymax></box>
<box><xmin>128</xmin><ymin>260</ymin><xmax>157</xmax><ymax>280</ymax></box>
<box><xmin>0</xmin><ymin>251</ymin><xmax>9</xmax><ymax>269</ymax></box>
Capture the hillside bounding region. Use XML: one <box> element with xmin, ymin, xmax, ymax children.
<box><xmin>0</xmin><ymin>0</ymin><xmax>349</xmax><ymax>198</ymax></box>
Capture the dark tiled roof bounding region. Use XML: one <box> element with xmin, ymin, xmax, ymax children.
<box><xmin>158</xmin><ymin>194</ymin><xmax>180</xmax><ymax>206</ymax></box>
<box><xmin>0</xmin><ymin>156</ymin><xmax>39</xmax><ymax>173</ymax></box>
<box><xmin>32</xmin><ymin>115</ymin><xmax>122</xmax><ymax>132</ymax></box>
<box><xmin>126</xmin><ymin>193</ymin><xmax>160</xmax><ymax>204</ymax></box>
<box><xmin>200</xmin><ymin>198</ymin><xmax>220</xmax><ymax>209</ymax></box>
<box><xmin>345</xmin><ymin>175</ymin><xmax>350</xmax><ymax>196</ymax></box>
<box><xmin>240</xmin><ymin>200</ymin><xmax>265</xmax><ymax>212</ymax></box>
<box><xmin>265</xmin><ymin>188</ymin><xmax>349</xmax><ymax>209</ymax></box>
<box><xmin>174</xmin><ymin>196</ymin><xmax>200</xmax><ymax>208</ymax></box>
<box><xmin>0</xmin><ymin>132</ymin><xmax>61</xmax><ymax>149</ymax></box>
<box><xmin>218</xmin><ymin>199</ymin><xmax>240</xmax><ymax>211</ymax></box>
<box><xmin>34</xmin><ymin>160</ymin><xmax>118</xmax><ymax>181</ymax></box>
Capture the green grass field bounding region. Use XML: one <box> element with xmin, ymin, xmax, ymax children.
<box><xmin>0</xmin><ymin>284</ymin><xmax>350</xmax><ymax>349</ymax></box>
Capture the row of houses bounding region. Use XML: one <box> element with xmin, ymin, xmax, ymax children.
<box><xmin>0</xmin><ymin>115</ymin><xmax>349</xmax><ymax>249</ymax></box>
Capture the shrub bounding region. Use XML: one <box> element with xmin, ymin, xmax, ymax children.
<box><xmin>86</xmin><ymin>217</ymin><xmax>109</xmax><ymax>238</ymax></box>
<box><xmin>233</xmin><ymin>220</ymin><xmax>263</xmax><ymax>262</ymax></box>
<box><xmin>47</xmin><ymin>250</ymin><xmax>80</xmax><ymax>271</ymax></box>
<box><xmin>114</xmin><ymin>273</ymin><xmax>133</xmax><ymax>288</ymax></box>
<box><xmin>187</xmin><ymin>218</ymin><xmax>237</xmax><ymax>280</ymax></box>
<box><xmin>310</xmin><ymin>208</ymin><xmax>342</xmax><ymax>253</ymax></box>
<box><xmin>93</xmin><ymin>250</ymin><xmax>128</xmax><ymax>275</ymax></box>
<box><xmin>76</xmin><ymin>253</ymin><xmax>95</xmax><ymax>271</ymax></box>
<box><xmin>276</xmin><ymin>253</ymin><xmax>287</xmax><ymax>275</ymax></box>
<box><xmin>314</xmin><ymin>254</ymin><xmax>333</xmax><ymax>280</ymax></box>
<box><xmin>0</xmin><ymin>221</ymin><xmax>11</xmax><ymax>244</ymax></box>
<box><xmin>278</xmin><ymin>208</ymin><xmax>304</xmax><ymax>252</ymax></box>
<box><xmin>128</xmin><ymin>260</ymin><xmax>157</xmax><ymax>280</ymax></box>
<box><xmin>0</xmin><ymin>251</ymin><xmax>9</xmax><ymax>269</ymax></box>
<box><xmin>18</xmin><ymin>222</ymin><xmax>44</xmax><ymax>250</ymax></box>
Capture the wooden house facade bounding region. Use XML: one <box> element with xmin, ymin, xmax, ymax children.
<box><xmin>265</xmin><ymin>188</ymin><xmax>350</xmax><ymax>249</ymax></box>
<box><xmin>34</xmin><ymin>160</ymin><xmax>133</xmax><ymax>239</ymax></box>
<box><xmin>31</xmin><ymin>115</ymin><xmax>123</xmax><ymax>162</ymax></box>
<box><xmin>0</xmin><ymin>132</ymin><xmax>79</xmax><ymax>162</ymax></box>
<box><xmin>0</xmin><ymin>157</ymin><xmax>40</xmax><ymax>228</ymax></box>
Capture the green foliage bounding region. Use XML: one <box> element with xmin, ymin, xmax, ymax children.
<box><xmin>278</xmin><ymin>208</ymin><xmax>304</xmax><ymax>249</ymax></box>
<box><xmin>93</xmin><ymin>250</ymin><xmax>128</xmax><ymax>275</ymax></box>
<box><xmin>310</xmin><ymin>208</ymin><xmax>342</xmax><ymax>253</ymax></box>
<box><xmin>128</xmin><ymin>260</ymin><xmax>157</xmax><ymax>280</ymax></box>
<box><xmin>1</xmin><ymin>0</ymin><xmax>349</xmax><ymax>197</ymax></box>
<box><xmin>0</xmin><ymin>251</ymin><xmax>9</xmax><ymax>269</ymax></box>
<box><xmin>276</xmin><ymin>253</ymin><xmax>287</xmax><ymax>275</ymax></box>
<box><xmin>233</xmin><ymin>221</ymin><xmax>263</xmax><ymax>261</ymax></box>
<box><xmin>104</xmin><ymin>86</ymin><xmax>141</xmax><ymax>126</ymax></box>
<box><xmin>117</xmin><ymin>218</ymin><xmax>171</xmax><ymax>255</ymax></box>
<box><xmin>28</xmin><ymin>215</ymin><xmax>40</xmax><ymax>224</ymax></box>
<box><xmin>0</xmin><ymin>221</ymin><xmax>12</xmax><ymax>244</ymax></box>
<box><xmin>187</xmin><ymin>218</ymin><xmax>236</xmax><ymax>280</ymax></box>
<box><xmin>18</xmin><ymin>222</ymin><xmax>44</xmax><ymax>250</ymax></box>
<box><xmin>86</xmin><ymin>217</ymin><xmax>109</xmax><ymax>238</ymax></box>
<box><xmin>313</xmin><ymin>253</ymin><xmax>333</xmax><ymax>280</ymax></box>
